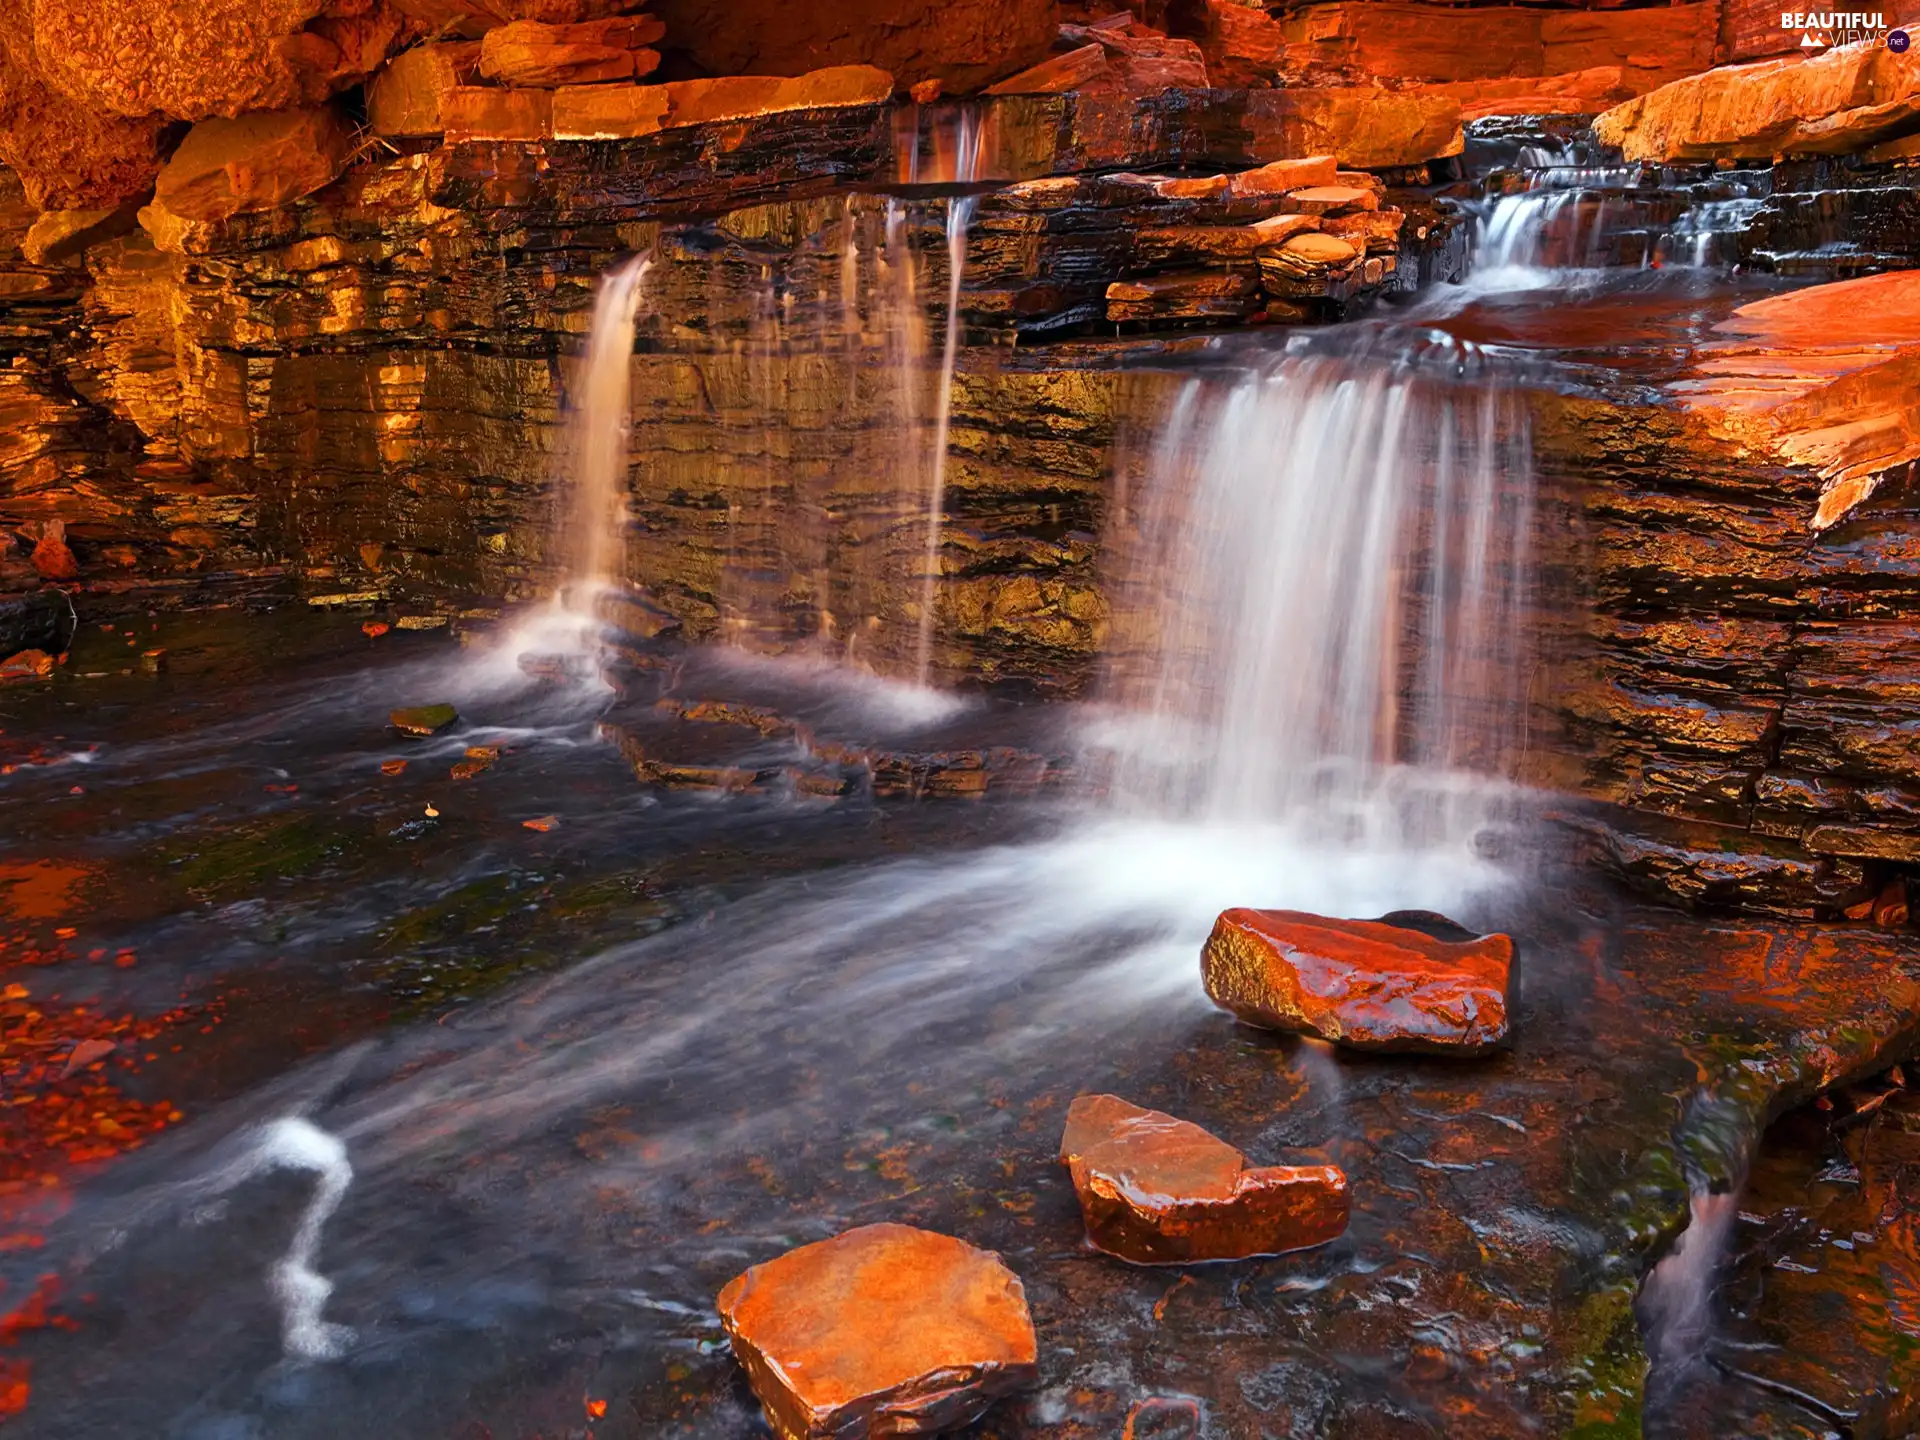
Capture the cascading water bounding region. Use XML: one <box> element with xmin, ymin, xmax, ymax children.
<box><xmin>912</xmin><ymin>113</ymin><xmax>984</xmax><ymax>687</ymax></box>
<box><xmin>1100</xmin><ymin>329</ymin><xmax>1535</xmax><ymax>854</ymax></box>
<box><xmin>1476</xmin><ymin>165</ymin><xmax>1644</xmax><ymax>279</ymax></box>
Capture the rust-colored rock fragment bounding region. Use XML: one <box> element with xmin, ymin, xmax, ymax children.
<box><xmin>367</xmin><ymin>41</ymin><xmax>482</xmax><ymax>137</ymax></box>
<box><xmin>478</xmin><ymin>16</ymin><xmax>664</xmax><ymax>87</ymax></box>
<box><xmin>1059</xmin><ymin>1094</ymin><xmax>1349</xmax><ymax>1264</ymax></box>
<box><xmin>717</xmin><ymin>1222</ymin><xmax>1038</xmax><ymax>1440</ymax></box>
<box><xmin>1202</xmin><ymin>908</ymin><xmax>1514</xmax><ymax>1053</ymax></box>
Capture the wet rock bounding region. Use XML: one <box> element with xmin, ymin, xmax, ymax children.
<box><xmin>0</xmin><ymin>647</ymin><xmax>55</xmax><ymax>681</ymax></box>
<box><xmin>1201</xmin><ymin>907</ymin><xmax>1515</xmax><ymax>1053</ymax></box>
<box><xmin>21</xmin><ymin>205</ymin><xmax>143</xmax><ymax>266</ymax></box>
<box><xmin>29</xmin><ymin>521</ymin><xmax>78</xmax><ymax>581</ymax></box>
<box><xmin>154</xmin><ymin>106</ymin><xmax>355</xmax><ymax>222</ymax></box>
<box><xmin>1595</xmin><ymin>43</ymin><xmax>1920</xmax><ymax>163</ymax></box>
<box><xmin>1058</xmin><ymin>1093</ymin><xmax>1350</xmax><ymax>1264</ymax></box>
<box><xmin>390</xmin><ymin>702</ymin><xmax>458</xmax><ymax>737</ymax></box>
<box><xmin>1673</xmin><ymin>268</ymin><xmax>1920</xmax><ymax>530</ymax></box>
<box><xmin>477</xmin><ymin>16</ymin><xmax>664</xmax><ymax>88</ymax></box>
<box><xmin>662</xmin><ymin>66</ymin><xmax>895</xmax><ymax>127</ymax></box>
<box><xmin>367</xmin><ymin>42</ymin><xmax>483</xmax><ymax>138</ymax></box>
<box><xmin>644</xmin><ymin>0</ymin><xmax>1054</xmax><ymax>94</ymax></box>
<box><xmin>717</xmin><ymin>1222</ymin><xmax>1038</xmax><ymax>1440</ymax></box>
<box><xmin>1227</xmin><ymin>154</ymin><xmax>1337</xmax><ymax>197</ymax></box>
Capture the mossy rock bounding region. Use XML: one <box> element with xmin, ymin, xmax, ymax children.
<box><xmin>390</xmin><ymin>702</ymin><xmax>459</xmax><ymax>737</ymax></box>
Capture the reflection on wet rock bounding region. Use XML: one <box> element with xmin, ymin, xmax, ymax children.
<box><xmin>717</xmin><ymin>1222</ymin><xmax>1038</xmax><ymax>1440</ymax></box>
<box><xmin>1201</xmin><ymin>907</ymin><xmax>1515</xmax><ymax>1053</ymax></box>
<box><xmin>1059</xmin><ymin>1093</ymin><xmax>1350</xmax><ymax>1264</ymax></box>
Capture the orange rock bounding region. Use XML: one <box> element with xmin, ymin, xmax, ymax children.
<box><xmin>154</xmin><ymin>106</ymin><xmax>355</xmax><ymax>222</ymax></box>
<box><xmin>478</xmin><ymin>16</ymin><xmax>665</xmax><ymax>88</ymax></box>
<box><xmin>1059</xmin><ymin>1094</ymin><xmax>1350</xmax><ymax>1264</ymax></box>
<box><xmin>1423</xmin><ymin>65</ymin><xmax>1645</xmax><ymax>122</ymax></box>
<box><xmin>1202</xmin><ymin>908</ymin><xmax>1515</xmax><ymax>1053</ymax></box>
<box><xmin>1247</xmin><ymin>87</ymin><xmax>1463</xmax><ymax>169</ymax></box>
<box><xmin>0</xmin><ymin>649</ymin><xmax>55</xmax><ymax>681</ymax></box>
<box><xmin>1285</xmin><ymin>183</ymin><xmax>1378</xmax><ymax>214</ymax></box>
<box><xmin>717</xmin><ymin>1223</ymin><xmax>1038</xmax><ymax>1440</ymax></box>
<box><xmin>984</xmin><ymin>43</ymin><xmax>1113</xmax><ymax>96</ymax></box>
<box><xmin>1270</xmin><ymin>231</ymin><xmax>1357</xmax><ymax>265</ymax></box>
<box><xmin>20</xmin><ymin>206</ymin><xmax>142</xmax><ymax>266</ymax></box>
<box><xmin>444</xmin><ymin>85</ymin><xmax>554</xmax><ymax>141</ymax></box>
<box><xmin>368</xmin><ymin>42</ymin><xmax>483</xmax><ymax>138</ymax></box>
<box><xmin>0</xmin><ymin>11</ymin><xmax>171</xmax><ymax>208</ymax></box>
<box><xmin>1673</xmin><ymin>269</ymin><xmax>1920</xmax><ymax>530</ymax></box>
<box><xmin>1594</xmin><ymin>43</ymin><xmax>1920</xmax><ymax>163</ymax></box>
<box><xmin>662</xmin><ymin>66</ymin><xmax>894</xmax><ymax>127</ymax></box>
<box><xmin>642</xmin><ymin>0</ymin><xmax>1054</xmax><ymax>93</ymax></box>
<box><xmin>553</xmin><ymin>81</ymin><xmax>670</xmax><ymax>139</ymax></box>
<box><xmin>1227</xmin><ymin>154</ymin><xmax>1338</xmax><ymax>198</ymax></box>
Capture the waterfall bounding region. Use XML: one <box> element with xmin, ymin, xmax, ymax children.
<box><xmin>912</xmin><ymin>113</ymin><xmax>983</xmax><ymax>687</ymax></box>
<box><xmin>564</xmin><ymin>255</ymin><xmax>649</xmax><ymax>608</ymax></box>
<box><xmin>1101</xmin><ymin>330</ymin><xmax>1534</xmax><ymax>851</ymax></box>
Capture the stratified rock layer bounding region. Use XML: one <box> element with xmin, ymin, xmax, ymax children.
<box><xmin>1201</xmin><ymin>909</ymin><xmax>1515</xmax><ymax>1053</ymax></box>
<box><xmin>1594</xmin><ymin>42</ymin><xmax>1920</xmax><ymax>163</ymax></box>
<box><xmin>1059</xmin><ymin>1093</ymin><xmax>1349</xmax><ymax>1264</ymax></box>
<box><xmin>716</xmin><ymin>1222</ymin><xmax>1038</xmax><ymax>1440</ymax></box>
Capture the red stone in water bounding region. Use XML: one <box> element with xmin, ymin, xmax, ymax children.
<box><xmin>1201</xmin><ymin>908</ymin><xmax>1514</xmax><ymax>1054</ymax></box>
<box><xmin>717</xmin><ymin>1222</ymin><xmax>1037</xmax><ymax>1440</ymax></box>
<box><xmin>1059</xmin><ymin>1094</ymin><xmax>1349</xmax><ymax>1265</ymax></box>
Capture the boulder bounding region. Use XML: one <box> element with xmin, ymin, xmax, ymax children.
<box><xmin>717</xmin><ymin>1223</ymin><xmax>1038</xmax><ymax>1440</ymax></box>
<box><xmin>1593</xmin><ymin>43</ymin><xmax>1920</xmax><ymax>163</ymax></box>
<box><xmin>1243</xmin><ymin>86</ymin><xmax>1463</xmax><ymax>169</ymax></box>
<box><xmin>1058</xmin><ymin>1093</ymin><xmax>1350</xmax><ymax>1264</ymax></box>
<box><xmin>644</xmin><ymin>0</ymin><xmax>1056</xmax><ymax>93</ymax></box>
<box><xmin>154</xmin><ymin>107</ymin><xmax>355</xmax><ymax>223</ymax></box>
<box><xmin>477</xmin><ymin>16</ymin><xmax>664</xmax><ymax>87</ymax></box>
<box><xmin>28</xmin><ymin>521</ymin><xmax>78</xmax><ymax>581</ymax></box>
<box><xmin>0</xmin><ymin>10</ymin><xmax>170</xmax><ymax>208</ymax></box>
<box><xmin>367</xmin><ymin>41</ymin><xmax>482</xmax><ymax>137</ymax></box>
<box><xmin>984</xmin><ymin>43</ymin><xmax>1112</xmax><ymax>96</ymax></box>
<box><xmin>1201</xmin><ymin>908</ymin><xmax>1515</xmax><ymax>1053</ymax></box>
<box><xmin>0</xmin><ymin>591</ymin><xmax>71</xmax><ymax>661</ymax></box>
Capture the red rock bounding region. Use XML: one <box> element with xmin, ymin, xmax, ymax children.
<box><xmin>154</xmin><ymin>106</ymin><xmax>355</xmax><ymax>223</ymax></box>
<box><xmin>0</xmin><ymin>11</ymin><xmax>170</xmax><ymax>208</ymax></box>
<box><xmin>0</xmin><ymin>648</ymin><xmax>56</xmax><ymax>680</ymax></box>
<box><xmin>1201</xmin><ymin>908</ymin><xmax>1515</xmax><ymax>1053</ymax></box>
<box><xmin>1424</xmin><ymin>66</ymin><xmax>1645</xmax><ymax>122</ymax></box>
<box><xmin>444</xmin><ymin>85</ymin><xmax>554</xmax><ymax>141</ymax></box>
<box><xmin>1673</xmin><ymin>269</ymin><xmax>1920</xmax><ymax>530</ymax></box>
<box><xmin>647</xmin><ymin>0</ymin><xmax>1050</xmax><ymax>93</ymax></box>
<box><xmin>552</xmin><ymin>81</ymin><xmax>670</xmax><ymax>139</ymax></box>
<box><xmin>985</xmin><ymin>43</ymin><xmax>1112</xmax><ymax>96</ymax></box>
<box><xmin>717</xmin><ymin>1223</ymin><xmax>1038</xmax><ymax>1440</ymax></box>
<box><xmin>1184</xmin><ymin>0</ymin><xmax>1296</xmax><ymax>87</ymax></box>
<box><xmin>478</xmin><ymin>16</ymin><xmax>664</xmax><ymax>87</ymax></box>
<box><xmin>29</xmin><ymin>522</ymin><xmax>77</xmax><ymax>581</ymax></box>
<box><xmin>1285</xmin><ymin>183</ymin><xmax>1378</xmax><ymax>214</ymax></box>
<box><xmin>367</xmin><ymin>41</ymin><xmax>483</xmax><ymax>138</ymax></box>
<box><xmin>1594</xmin><ymin>44</ymin><xmax>1920</xmax><ymax>163</ymax></box>
<box><xmin>1227</xmin><ymin>154</ymin><xmax>1337</xmax><ymax>198</ymax></box>
<box><xmin>662</xmin><ymin>66</ymin><xmax>894</xmax><ymax>127</ymax></box>
<box><xmin>20</xmin><ymin>206</ymin><xmax>142</xmax><ymax>266</ymax></box>
<box><xmin>1058</xmin><ymin>1094</ymin><xmax>1350</xmax><ymax>1264</ymax></box>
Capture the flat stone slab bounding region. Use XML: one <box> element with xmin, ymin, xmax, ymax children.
<box><xmin>388</xmin><ymin>703</ymin><xmax>458</xmax><ymax>737</ymax></box>
<box><xmin>717</xmin><ymin>1222</ymin><xmax>1038</xmax><ymax>1440</ymax></box>
<box><xmin>1059</xmin><ymin>1093</ymin><xmax>1348</xmax><ymax>1264</ymax></box>
<box><xmin>1202</xmin><ymin>907</ymin><xmax>1515</xmax><ymax>1053</ymax></box>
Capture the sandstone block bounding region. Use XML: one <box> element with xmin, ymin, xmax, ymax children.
<box><xmin>479</xmin><ymin>16</ymin><xmax>666</xmax><ymax>87</ymax></box>
<box><xmin>1059</xmin><ymin>1094</ymin><xmax>1350</xmax><ymax>1264</ymax></box>
<box><xmin>553</xmin><ymin>83</ymin><xmax>671</xmax><ymax>140</ymax></box>
<box><xmin>21</xmin><ymin>206</ymin><xmax>142</xmax><ymax>266</ymax></box>
<box><xmin>1229</xmin><ymin>155</ymin><xmax>1338</xmax><ymax>198</ymax></box>
<box><xmin>663</xmin><ymin>66</ymin><xmax>894</xmax><ymax>127</ymax></box>
<box><xmin>1108</xmin><ymin>270</ymin><xmax>1260</xmax><ymax>323</ymax></box>
<box><xmin>444</xmin><ymin>86</ymin><xmax>555</xmax><ymax>142</ymax></box>
<box><xmin>717</xmin><ymin>1223</ymin><xmax>1038</xmax><ymax>1440</ymax></box>
<box><xmin>985</xmin><ymin>43</ymin><xmax>1113</xmax><ymax>96</ymax></box>
<box><xmin>1201</xmin><ymin>908</ymin><xmax>1515</xmax><ymax>1053</ymax></box>
<box><xmin>154</xmin><ymin>107</ymin><xmax>353</xmax><ymax>223</ymax></box>
<box><xmin>368</xmin><ymin>42</ymin><xmax>483</xmax><ymax>138</ymax></box>
<box><xmin>1270</xmin><ymin>231</ymin><xmax>1357</xmax><ymax>265</ymax></box>
<box><xmin>1286</xmin><ymin>183</ymin><xmax>1380</xmax><ymax>214</ymax></box>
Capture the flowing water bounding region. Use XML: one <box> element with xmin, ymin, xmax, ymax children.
<box><xmin>1</xmin><ymin>147</ymin><xmax>1856</xmax><ymax>1438</ymax></box>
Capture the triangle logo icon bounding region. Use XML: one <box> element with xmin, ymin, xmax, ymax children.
<box><xmin>1800</xmin><ymin>29</ymin><xmax>1826</xmax><ymax>44</ymax></box>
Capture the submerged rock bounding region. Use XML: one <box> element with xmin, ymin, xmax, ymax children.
<box><xmin>1059</xmin><ymin>1093</ymin><xmax>1349</xmax><ymax>1264</ymax></box>
<box><xmin>717</xmin><ymin>1222</ymin><xmax>1037</xmax><ymax>1440</ymax></box>
<box><xmin>1201</xmin><ymin>908</ymin><xmax>1514</xmax><ymax>1053</ymax></box>
<box><xmin>389</xmin><ymin>703</ymin><xmax>458</xmax><ymax>737</ymax></box>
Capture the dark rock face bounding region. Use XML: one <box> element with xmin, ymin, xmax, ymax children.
<box><xmin>0</xmin><ymin>590</ymin><xmax>69</xmax><ymax>660</ymax></box>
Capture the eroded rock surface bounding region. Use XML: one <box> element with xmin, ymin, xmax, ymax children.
<box><xmin>1059</xmin><ymin>1093</ymin><xmax>1349</xmax><ymax>1263</ymax></box>
<box><xmin>717</xmin><ymin>1222</ymin><xmax>1038</xmax><ymax>1440</ymax></box>
<box><xmin>1201</xmin><ymin>908</ymin><xmax>1515</xmax><ymax>1053</ymax></box>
